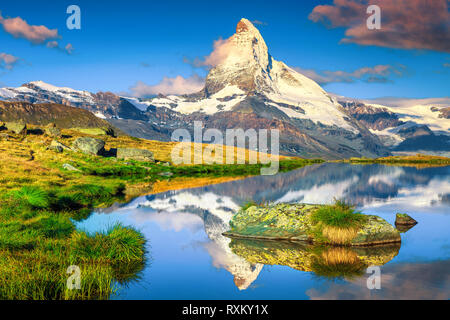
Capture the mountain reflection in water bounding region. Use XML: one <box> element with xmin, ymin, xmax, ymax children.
<box><xmin>76</xmin><ymin>163</ymin><xmax>450</xmax><ymax>299</ymax></box>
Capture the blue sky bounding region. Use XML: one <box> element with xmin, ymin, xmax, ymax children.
<box><xmin>0</xmin><ymin>0</ymin><xmax>449</xmax><ymax>99</ymax></box>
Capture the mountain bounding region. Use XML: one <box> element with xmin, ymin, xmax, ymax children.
<box><xmin>139</xmin><ymin>18</ymin><xmax>390</xmax><ymax>159</ymax></box>
<box><xmin>1</xmin><ymin>19</ymin><xmax>448</xmax><ymax>158</ymax></box>
<box><xmin>339</xmin><ymin>97</ymin><xmax>450</xmax><ymax>153</ymax></box>
<box><xmin>0</xmin><ymin>81</ymin><xmax>147</xmax><ymax>121</ymax></box>
<box><xmin>0</xmin><ymin>101</ymin><xmax>114</xmax><ymax>129</ymax></box>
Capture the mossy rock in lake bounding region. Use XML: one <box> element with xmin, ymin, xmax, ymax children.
<box><xmin>395</xmin><ymin>213</ymin><xmax>418</xmax><ymax>226</ymax></box>
<box><xmin>229</xmin><ymin>239</ymin><xmax>400</xmax><ymax>278</ymax></box>
<box><xmin>224</xmin><ymin>203</ymin><xmax>401</xmax><ymax>246</ymax></box>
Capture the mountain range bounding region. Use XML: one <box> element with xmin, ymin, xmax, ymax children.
<box><xmin>0</xmin><ymin>18</ymin><xmax>448</xmax><ymax>159</ymax></box>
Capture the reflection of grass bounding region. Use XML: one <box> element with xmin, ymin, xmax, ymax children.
<box><xmin>310</xmin><ymin>258</ymin><xmax>366</xmax><ymax>281</ymax></box>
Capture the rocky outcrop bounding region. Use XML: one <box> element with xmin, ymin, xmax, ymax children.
<box><xmin>437</xmin><ymin>107</ymin><xmax>450</xmax><ymax>119</ymax></box>
<box><xmin>5</xmin><ymin>122</ymin><xmax>27</xmax><ymax>134</ymax></box>
<box><xmin>340</xmin><ymin>101</ymin><xmax>404</xmax><ymax>131</ymax></box>
<box><xmin>72</xmin><ymin>137</ymin><xmax>105</xmax><ymax>155</ymax></box>
<box><xmin>223</xmin><ymin>203</ymin><xmax>401</xmax><ymax>246</ymax></box>
<box><xmin>116</xmin><ymin>148</ymin><xmax>154</xmax><ymax>162</ymax></box>
<box><xmin>0</xmin><ymin>101</ymin><xmax>116</xmax><ymax>129</ymax></box>
<box><xmin>44</xmin><ymin>123</ymin><xmax>61</xmax><ymax>138</ymax></box>
<box><xmin>0</xmin><ymin>81</ymin><xmax>147</xmax><ymax>121</ymax></box>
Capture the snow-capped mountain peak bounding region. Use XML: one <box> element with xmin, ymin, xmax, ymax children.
<box><xmin>0</xmin><ymin>81</ymin><xmax>147</xmax><ymax>121</ymax></box>
<box><xmin>25</xmin><ymin>80</ymin><xmax>92</xmax><ymax>96</ymax></box>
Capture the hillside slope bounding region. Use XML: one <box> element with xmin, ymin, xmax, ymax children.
<box><xmin>0</xmin><ymin>101</ymin><xmax>114</xmax><ymax>129</ymax></box>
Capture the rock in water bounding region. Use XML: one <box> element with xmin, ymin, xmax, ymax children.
<box><xmin>72</xmin><ymin>137</ymin><xmax>105</xmax><ymax>155</ymax></box>
<box><xmin>395</xmin><ymin>213</ymin><xmax>417</xmax><ymax>226</ymax></box>
<box><xmin>45</xmin><ymin>123</ymin><xmax>61</xmax><ymax>137</ymax></box>
<box><xmin>224</xmin><ymin>203</ymin><xmax>401</xmax><ymax>246</ymax></box>
<box><xmin>5</xmin><ymin>122</ymin><xmax>27</xmax><ymax>134</ymax></box>
<box><xmin>116</xmin><ymin>148</ymin><xmax>154</xmax><ymax>162</ymax></box>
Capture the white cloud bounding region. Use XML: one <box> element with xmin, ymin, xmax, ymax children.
<box><xmin>130</xmin><ymin>74</ymin><xmax>205</xmax><ymax>97</ymax></box>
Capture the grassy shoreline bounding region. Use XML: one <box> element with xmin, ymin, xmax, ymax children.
<box><xmin>336</xmin><ymin>154</ymin><xmax>450</xmax><ymax>166</ymax></box>
<box><xmin>0</xmin><ymin>127</ymin><xmax>320</xmax><ymax>299</ymax></box>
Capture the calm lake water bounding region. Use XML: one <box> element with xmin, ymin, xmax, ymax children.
<box><xmin>76</xmin><ymin>163</ymin><xmax>450</xmax><ymax>300</ymax></box>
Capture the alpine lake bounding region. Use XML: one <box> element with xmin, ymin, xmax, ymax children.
<box><xmin>76</xmin><ymin>162</ymin><xmax>450</xmax><ymax>300</ymax></box>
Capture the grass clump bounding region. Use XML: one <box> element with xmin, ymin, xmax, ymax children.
<box><xmin>71</xmin><ymin>224</ymin><xmax>146</xmax><ymax>262</ymax></box>
<box><xmin>310</xmin><ymin>200</ymin><xmax>366</xmax><ymax>229</ymax></box>
<box><xmin>11</xmin><ymin>186</ymin><xmax>49</xmax><ymax>209</ymax></box>
<box><xmin>309</xmin><ymin>200</ymin><xmax>367</xmax><ymax>245</ymax></box>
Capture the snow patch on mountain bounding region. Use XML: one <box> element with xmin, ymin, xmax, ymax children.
<box><xmin>150</xmin><ymin>85</ymin><xmax>246</xmax><ymax>115</ymax></box>
<box><xmin>367</xmin><ymin>102</ymin><xmax>450</xmax><ymax>134</ymax></box>
<box><xmin>0</xmin><ymin>80</ymin><xmax>96</xmax><ymax>105</ymax></box>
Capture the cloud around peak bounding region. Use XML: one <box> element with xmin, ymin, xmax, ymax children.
<box><xmin>130</xmin><ymin>74</ymin><xmax>205</xmax><ymax>97</ymax></box>
<box><xmin>184</xmin><ymin>38</ymin><xmax>234</xmax><ymax>69</ymax></box>
<box><xmin>309</xmin><ymin>0</ymin><xmax>450</xmax><ymax>53</ymax></box>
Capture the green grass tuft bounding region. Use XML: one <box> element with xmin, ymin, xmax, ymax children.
<box><xmin>310</xmin><ymin>200</ymin><xmax>366</xmax><ymax>228</ymax></box>
<box><xmin>11</xmin><ymin>186</ymin><xmax>49</xmax><ymax>209</ymax></box>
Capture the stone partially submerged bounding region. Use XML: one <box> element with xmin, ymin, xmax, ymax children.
<box><xmin>223</xmin><ymin>203</ymin><xmax>401</xmax><ymax>246</ymax></box>
<box><xmin>395</xmin><ymin>213</ymin><xmax>418</xmax><ymax>233</ymax></box>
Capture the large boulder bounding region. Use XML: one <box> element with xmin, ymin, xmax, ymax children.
<box><xmin>44</xmin><ymin>123</ymin><xmax>61</xmax><ymax>138</ymax></box>
<box><xmin>224</xmin><ymin>203</ymin><xmax>401</xmax><ymax>246</ymax></box>
<box><xmin>5</xmin><ymin>122</ymin><xmax>27</xmax><ymax>134</ymax></box>
<box><xmin>116</xmin><ymin>148</ymin><xmax>154</xmax><ymax>162</ymax></box>
<box><xmin>72</xmin><ymin>137</ymin><xmax>105</xmax><ymax>155</ymax></box>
